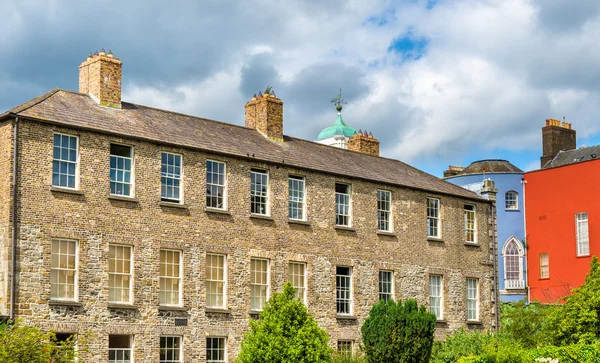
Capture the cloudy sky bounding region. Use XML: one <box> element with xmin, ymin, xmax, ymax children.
<box><xmin>2</xmin><ymin>0</ymin><xmax>600</xmax><ymax>176</ymax></box>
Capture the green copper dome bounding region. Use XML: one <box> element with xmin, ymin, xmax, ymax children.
<box><xmin>316</xmin><ymin>113</ymin><xmax>357</xmax><ymax>141</ymax></box>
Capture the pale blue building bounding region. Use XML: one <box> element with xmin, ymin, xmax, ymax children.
<box><xmin>444</xmin><ymin>160</ymin><xmax>527</xmax><ymax>302</ymax></box>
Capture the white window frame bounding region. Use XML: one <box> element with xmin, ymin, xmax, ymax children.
<box><xmin>51</xmin><ymin>239</ymin><xmax>78</xmax><ymax>301</ymax></box>
<box><xmin>466</xmin><ymin>278</ymin><xmax>479</xmax><ymax>321</ymax></box>
<box><xmin>52</xmin><ymin>133</ymin><xmax>79</xmax><ymax>189</ymax></box>
<box><xmin>206</xmin><ymin>160</ymin><xmax>227</xmax><ymax>210</ymax></box>
<box><xmin>539</xmin><ymin>253</ymin><xmax>549</xmax><ymax>279</ymax></box>
<box><xmin>377</xmin><ymin>190</ymin><xmax>392</xmax><ymax>232</ymax></box>
<box><xmin>108</xmin><ymin>244</ymin><xmax>134</xmax><ymax>304</ymax></box>
<box><xmin>250</xmin><ymin>258</ymin><xmax>270</xmax><ymax>312</ymax></box>
<box><xmin>502</xmin><ymin>237</ymin><xmax>524</xmax><ymax>289</ymax></box>
<box><xmin>110</xmin><ymin>143</ymin><xmax>134</xmax><ymax>197</ymax></box>
<box><xmin>337</xmin><ymin>340</ymin><xmax>354</xmax><ymax>358</ymax></box>
<box><xmin>160</xmin><ymin>336</ymin><xmax>182</xmax><ymax>363</ymax></box>
<box><xmin>206</xmin><ymin>253</ymin><xmax>227</xmax><ymax>309</ymax></box>
<box><xmin>250</xmin><ymin>169</ymin><xmax>269</xmax><ymax>216</ymax></box>
<box><xmin>206</xmin><ymin>337</ymin><xmax>227</xmax><ymax>363</ymax></box>
<box><xmin>161</xmin><ymin>151</ymin><xmax>183</xmax><ymax>203</ymax></box>
<box><xmin>464</xmin><ymin>204</ymin><xmax>476</xmax><ymax>243</ymax></box>
<box><xmin>427</xmin><ymin>198</ymin><xmax>441</xmax><ymax>238</ymax></box>
<box><xmin>288</xmin><ymin>261</ymin><xmax>307</xmax><ymax>304</ymax></box>
<box><xmin>576</xmin><ymin>212</ymin><xmax>590</xmax><ymax>256</ymax></box>
<box><xmin>108</xmin><ymin>334</ymin><xmax>133</xmax><ymax>363</ymax></box>
<box><xmin>335</xmin><ymin>183</ymin><xmax>352</xmax><ymax>227</ymax></box>
<box><xmin>378</xmin><ymin>270</ymin><xmax>394</xmax><ymax>302</ymax></box>
<box><xmin>336</xmin><ymin>266</ymin><xmax>352</xmax><ymax>315</ymax></box>
<box><xmin>505</xmin><ymin>191</ymin><xmax>518</xmax><ymax>210</ymax></box>
<box><xmin>429</xmin><ymin>275</ymin><xmax>443</xmax><ymax>320</ymax></box>
<box><xmin>288</xmin><ymin>176</ymin><xmax>306</xmax><ymax>221</ymax></box>
<box><xmin>159</xmin><ymin>249</ymin><xmax>182</xmax><ymax>307</ymax></box>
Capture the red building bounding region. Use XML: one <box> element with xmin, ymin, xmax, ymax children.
<box><xmin>525</xmin><ymin>120</ymin><xmax>599</xmax><ymax>303</ymax></box>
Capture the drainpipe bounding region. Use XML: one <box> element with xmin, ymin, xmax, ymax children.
<box><xmin>521</xmin><ymin>177</ymin><xmax>529</xmax><ymax>304</ymax></box>
<box><xmin>492</xmin><ymin>199</ymin><xmax>499</xmax><ymax>330</ymax></box>
<box><xmin>9</xmin><ymin>116</ymin><xmax>19</xmax><ymax>321</ymax></box>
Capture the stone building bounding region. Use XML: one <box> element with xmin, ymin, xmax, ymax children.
<box><xmin>0</xmin><ymin>51</ymin><xmax>497</xmax><ymax>362</ymax></box>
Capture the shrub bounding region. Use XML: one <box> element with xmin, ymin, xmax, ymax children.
<box><xmin>430</xmin><ymin>329</ymin><xmax>496</xmax><ymax>363</ymax></box>
<box><xmin>532</xmin><ymin>342</ymin><xmax>600</xmax><ymax>363</ymax></box>
<box><xmin>361</xmin><ymin>298</ymin><xmax>436</xmax><ymax>363</ymax></box>
<box><xmin>236</xmin><ymin>282</ymin><xmax>332</xmax><ymax>363</ymax></box>
<box><xmin>0</xmin><ymin>321</ymin><xmax>78</xmax><ymax>363</ymax></box>
<box><xmin>331</xmin><ymin>352</ymin><xmax>366</xmax><ymax>363</ymax></box>
<box><xmin>548</xmin><ymin>256</ymin><xmax>600</xmax><ymax>345</ymax></box>
<box><xmin>500</xmin><ymin>300</ymin><xmax>555</xmax><ymax>348</ymax></box>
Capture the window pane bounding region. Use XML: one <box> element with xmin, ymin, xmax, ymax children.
<box><xmin>160</xmin><ymin>250</ymin><xmax>181</xmax><ymax>305</ymax></box>
<box><xmin>427</xmin><ymin>198</ymin><xmax>440</xmax><ymax>237</ymax></box>
<box><xmin>336</xmin><ymin>266</ymin><xmax>352</xmax><ymax>314</ymax></box>
<box><xmin>51</xmin><ymin>239</ymin><xmax>77</xmax><ymax>300</ymax></box>
<box><xmin>206</xmin><ymin>254</ymin><xmax>226</xmax><ymax>308</ymax></box>
<box><xmin>429</xmin><ymin>275</ymin><xmax>442</xmax><ymax>319</ymax></box>
<box><xmin>335</xmin><ymin>184</ymin><xmax>351</xmax><ymax>226</ymax></box>
<box><xmin>206</xmin><ymin>161</ymin><xmax>226</xmax><ymax>209</ymax></box>
<box><xmin>288</xmin><ymin>262</ymin><xmax>306</xmax><ymax>303</ymax></box>
<box><xmin>161</xmin><ymin>153</ymin><xmax>182</xmax><ymax>202</ymax></box>
<box><xmin>288</xmin><ymin>177</ymin><xmax>305</xmax><ymax>220</ymax></box>
<box><xmin>52</xmin><ymin>134</ymin><xmax>78</xmax><ymax>188</ymax></box>
<box><xmin>251</xmin><ymin>170</ymin><xmax>269</xmax><ymax>215</ymax></box>
<box><xmin>378</xmin><ymin>270</ymin><xmax>393</xmax><ymax>302</ymax></box>
<box><xmin>377</xmin><ymin>190</ymin><xmax>392</xmax><ymax>231</ymax></box>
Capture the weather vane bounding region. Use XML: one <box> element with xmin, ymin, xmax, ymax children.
<box><xmin>331</xmin><ymin>88</ymin><xmax>347</xmax><ymax>112</ymax></box>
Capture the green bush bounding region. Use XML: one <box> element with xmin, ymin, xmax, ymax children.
<box><xmin>548</xmin><ymin>256</ymin><xmax>600</xmax><ymax>345</ymax></box>
<box><xmin>532</xmin><ymin>342</ymin><xmax>600</xmax><ymax>363</ymax></box>
<box><xmin>236</xmin><ymin>282</ymin><xmax>332</xmax><ymax>363</ymax></box>
<box><xmin>500</xmin><ymin>300</ymin><xmax>555</xmax><ymax>348</ymax></box>
<box><xmin>331</xmin><ymin>352</ymin><xmax>366</xmax><ymax>363</ymax></box>
<box><xmin>361</xmin><ymin>298</ymin><xmax>436</xmax><ymax>363</ymax></box>
<box><xmin>430</xmin><ymin>329</ymin><xmax>496</xmax><ymax>363</ymax></box>
<box><xmin>0</xmin><ymin>321</ymin><xmax>78</xmax><ymax>363</ymax></box>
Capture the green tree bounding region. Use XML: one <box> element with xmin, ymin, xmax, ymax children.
<box><xmin>549</xmin><ymin>256</ymin><xmax>600</xmax><ymax>345</ymax></box>
<box><xmin>236</xmin><ymin>282</ymin><xmax>332</xmax><ymax>363</ymax></box>
<box><xmin>0</xmin><ymin>320</ymin><xmax>77</xmax><ymax>363</ymax></box>
<box><xmin>361</xmin><ymin>299</ymin><xmax>436</xmax><ymax>363</ymax></box>
<box><xmin>500</xmin><ymin>300</ymin><xmax>555</xmax><ymax>348</ymax></box>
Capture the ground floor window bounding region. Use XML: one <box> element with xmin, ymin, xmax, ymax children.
<box><xmin>160</xmin><ymin>336</ymin><xmax>182</xmax><ymax>363</ymax></box>
<box><xmin>337</xmin><ymin>340</ymin><xmax>353</xmax><ymax>357</ymax></box>
<box><xmin>207</xmin><ymin>337</ymin><xmax>226</xmax><ymax>363</ymax></box>
<box><xmin>109</xmin><ymin>335</ymin><xmax>133</xmax><ymax>363</ymax></box>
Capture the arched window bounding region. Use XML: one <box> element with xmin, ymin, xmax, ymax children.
<box><xmin>505</xmin><ymin>191</ymin><xmax>518</xmax><ymax>210</ymax></box>
<box><xmin>503</xmin><ymin>237</ymin><xmax>524</xmax><ymax>289</ymax></box>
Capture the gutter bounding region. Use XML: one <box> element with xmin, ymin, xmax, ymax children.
<box><xmin>9</xmin><ymin>116</ymin><xmax>18</xmax><ymax>321</ymax></box>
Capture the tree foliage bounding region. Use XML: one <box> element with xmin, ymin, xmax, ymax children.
<box><xmin>361</xmin><ymin>298</ymin><xmax>436</xmax><ymax>363</ymax></box>
<box><xmin>500</xmin><ymin>300</ymin><xmax>555</xmax><ymax>348</ymax></box>
<box><xmin>548</xmin><ymin>256</ymin><xmax>600</xmax><ymax>345</ymax></box>
<box><xmin>0</xmin><ymin>320</ymin><xmax>77</xmax><ymax>363</ymax></box>
<box><xmin>236</xmin><ymin>282</ymin><xmax>332</xmax><ymax>363</ymax></box>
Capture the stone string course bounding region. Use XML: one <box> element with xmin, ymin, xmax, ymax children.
<box><xmin>3</xmin><ymin>119</ymin><xmax>496</xmax><ymax>361</ymax></box>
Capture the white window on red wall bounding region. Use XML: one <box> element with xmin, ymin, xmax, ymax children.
<box><xmin>575</xmin><ymin>212</ymin><xmax>590</xmax><ymax>256</ymax></box>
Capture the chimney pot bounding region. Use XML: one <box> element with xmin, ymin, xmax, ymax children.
<box><xmin>99</xmin><ymin>48</ymin><xmax>106</xmax><ymax>56</ymax></box>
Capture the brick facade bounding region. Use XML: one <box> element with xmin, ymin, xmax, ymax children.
<box><xmin>347</xmin><ymin>132</ymin><xmax>380</xmax><ymax>156</ymax></box>
<box><xmin>2</xmin><ymin>117</ymin><xmax>496</xmax><ymax>361</ymax></box>
<box><xmin>540</xmin><ymin>119</ymin><xmax>576</xmax><ymax>168</ymax></box>
<box><xmin>244</xmin><ymin>93</ymin><xmax>284</xmax><ymax>142</ymax></box>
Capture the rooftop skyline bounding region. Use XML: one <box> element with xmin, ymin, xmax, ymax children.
<box><xmin>2</xmin><ymin>0</ymin><xmax>599</xmax><ymax>176</ymax></box>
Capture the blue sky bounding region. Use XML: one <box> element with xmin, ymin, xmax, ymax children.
<box><xmin>2</xmin><ymin>0</ymin><xmax>600</xmax><ymax>177</ymax></box>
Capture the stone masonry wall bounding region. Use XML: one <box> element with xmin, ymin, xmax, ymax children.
<box><xmin>14</xmin><ymin>119</ymin><xmax>495</xmax><ymax>361</ymax></box>
<box><xmin>0</xmin><ymin>121</ymin><xmax>13</xmax><ymax>316</ymax></box>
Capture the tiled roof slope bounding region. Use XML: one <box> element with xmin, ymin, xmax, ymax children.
<box><xmin>1</xmin><ymin>89</ymin><xmax>484</xmax><ymax>201</ymax></box>
<box><xmin>545</xmin><ymin>145</ymin><xmax>600</xmax><ymax>168</ymax></box>
<box><xmin>460</xmin><ymin>159</ymin><xmax>523</xmax><ymax>175</ymax></box>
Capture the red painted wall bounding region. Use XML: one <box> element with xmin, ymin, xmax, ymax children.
<box><xmin>524</xmin><ymin>159</ymin><xmax>600</xmax><ymax>303</ymax></box>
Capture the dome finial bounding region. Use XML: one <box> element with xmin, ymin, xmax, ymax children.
<box><xmin>331</xmin><ymin>88</ymin><xmax>347</xmax><ymax>114</ymax></box>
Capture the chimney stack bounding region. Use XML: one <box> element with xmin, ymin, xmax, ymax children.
<box><xmin>244</xmin><ymin>88</ymin><xmax>284</xmax><ymax>142</ymax></box>
<box><xmin>347</xmin><ymin>130</ymin><xmax>380</xmax><ymax>156</ymax></box>
<box><xmin>443</xmin><ymin>165</ymin><xmax>466</xmax><ymax>178</ymax></box>
<box><xmin>79</xmin><ymin>49</ymin><xmax>122</xmax><ymax>109</ymax></box>
<box><xmin>540</xmin><ymin>118</ymin><xmax>576</xmax><ymax>168</ymax></box>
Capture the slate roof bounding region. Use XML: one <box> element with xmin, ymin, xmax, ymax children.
<box><xmin>459</xmin><ymin>159</ymin><xmax>524</xmax><ymax>175</ymax></box>
<box><xmin>0</xmin><ymin>89</ymin><xmax>485</xmax><ymax>201</ymax></box>
<box><xmin>544</xmin><ymin>145</ymin><xmax>600</xmax><ymax>168</ymax></box>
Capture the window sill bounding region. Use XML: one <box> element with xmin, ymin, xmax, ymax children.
<box><xmin>249</xmin><ymin>310</ymin><xmax>263</xmax><ymax>316</ymax></box>
<box><xmin>334</xmin><ymin>225</ymin><xmax>356</xmax><ymax>232</ymax></box>
<box><xmin>158</xmin><ymin>305</ymin><xmax>188</xmax><ymax>312</ymax></box>
<box><xmin>466</xmin><ymin>320</ymin><xmax>483</xmax><ymax>326</ymax></box>
<box><xmin>48</xmin><ymin>300</ymin><xmax>83</xmax><ymax>307</ymax></box>
<box><xmin>108</xmin><ymin>303</ymin><xmax>138</xmax><ymax>310</ymax></box>
<box><xmin>576</xmin><ymin>254</ymin><xmax>591</xmax><ymax>258</ymax></box>
<box><xmin>377</xmin><ymin>230</ymin><xmax>396</xmax><ymax>237</ymax></box>
<box><xmin>464</xmin><ymin>242</ymin><xmax>480</xmax><ymax>247</ymax></box>
<box><xmin>288</xmin><ymin>219</ymin><xmax>310</xmax><ymax>225</ymax></box>
<box><xmin>206</xmin><ymin>308</ymin><xmax>231</xmax><ymax>314</ymax></box>
<box><xmin>159</xmin><ymin>201</ymin><xmax>187</xmax><ymax>209</ymax></box>
<box><xmin>205</xmin><ymin>207</ymin><xmax>231</xmax><ymax>215</ymax></box>
<box><xmin>50</xmin><ymin>186</ymin><xmax>84</xmax><ymax>195</ymax></box>
<box><xmin>250</xmin><ymin>214</ymin><xmax>274</xmax><ymax>221</ymax></box>
<box><xmin>108</xmin><ymin>195</ymin><xmax>139</xmax><ymax>203</ymax></box>
<box><xmin>435</xmin><ymin>319</ymin><xmax>448</xmax><ymax>325</ymax></box>
<box><xmin>505</xmin><ymin>209</ymin><xmax>520</xmax><ymax>212</ymax></box>
<box><xmin>427</xmin><ymin>237</ymin><xmax>444</xmax><ymax>243</ymax></box>
<box><xmin>336</xmin><ymin>314</ymin><xmax>357</xmax><ymax>321</ymax></box>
